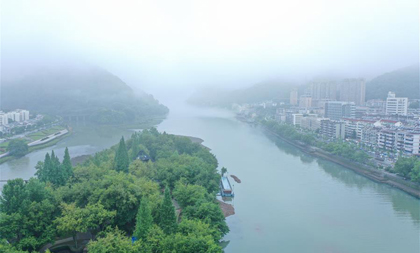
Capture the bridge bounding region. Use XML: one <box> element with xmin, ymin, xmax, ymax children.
<box><xmin>61</xmin><ymin>114</ymin><xmax>91</xmax><ymax>122</ymax></box>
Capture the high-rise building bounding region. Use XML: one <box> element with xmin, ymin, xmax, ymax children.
<box><xmin>0</xmin><ymin>112</ymin><xmax>8</xmax><ymax>126</ymax></box>
<box><xmin>325</xmin><ymin>101</ymin><xmax>355</xmax><ymax>120</ymax></box>
<box><xmin>290</xmin><ymin>89</ymin><xmax>298</xmax><ymax>105</ymax></box>
<box><xmin>310</xmin><ymin>81</ymin><xmax>337</xmax><ymax>101</ymax></box>
<box><xmin>339</xmin><ymin>78</ymin><xmax>366</xmax><ymax>106</ymax></box>
<box><xmin>386</xmin><ymin>92</ymin><xmax>408</xmax><ymax>115</ymax></box>
<box><xmin>299</xmin><ymin>95</ymin><xmax>312</xmax><ymax>109</ymax></box>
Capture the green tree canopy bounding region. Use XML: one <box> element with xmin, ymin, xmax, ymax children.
<box><xmin>158</xmin><ymin>187</ymin><xmax>177</xmax><ymax>234</ymax></box>
<box><xmin>134</xmin><ymin>198</ymin><xmax>153</xmax><ymax>240</ymax></box>
<box><xmin>8</xmin><ymin>139</ymin><xmax>28</xmax><ymax>157</ymax></box>
<box><xmin>114</xmin><ymin>137</ymin><xmax>129</xmax><ymax>173</ymax></box>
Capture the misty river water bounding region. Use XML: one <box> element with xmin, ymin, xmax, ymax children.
<box><xmin>1</xmin><ymin>103</ymin><xmax>419</xmax><ymax>253</ymax></box>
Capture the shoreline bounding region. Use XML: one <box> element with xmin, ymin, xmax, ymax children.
<box><xmin>234</xmin><ymin>113</ymin><xmax>420</xmax><ymax>199</ymax></box>
<box><xmin>0</xmin><ymin>130</ymin><xmax>71</xmax><ymax>165</ymax></box>
<box><xmin>260</xmin><ymin>126</ymin><xmax>420</xmax><ymax>198</ymax></box>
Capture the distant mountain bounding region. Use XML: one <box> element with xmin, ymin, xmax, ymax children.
<box><xmin>1</xmin><ymin>66</ymin><xmax>169</xmax><ymax>124</ymax></box>
<box><xmin>188</xmin><ymin>81</ymin><xmax>296</xmax><ymax>106</ymax></box>
<box><xmin>366</xmin><ymin>64</ymin><xmax>419</xmax><ymax>100</ymax></box>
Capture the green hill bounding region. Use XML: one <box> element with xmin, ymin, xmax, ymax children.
<box><xmin>1</xmin><ymin>67</ymin><xmax>169</xmax><ymax>124</ymax></box>
<box><xmin>366</xmin><ymin>64</ymin><xmax>419</xmax><ymax>100</ymax></box>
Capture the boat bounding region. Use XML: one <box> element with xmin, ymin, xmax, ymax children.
<box><xmin>220</xmin><ymin>176</ymin><xmax>234</xmax><ymax>197</ymax></box>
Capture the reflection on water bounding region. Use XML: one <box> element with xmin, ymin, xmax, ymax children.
<box><xmin>267</xmin><ymin>131</ymin><xmax>420</xmax><ymax>225</ymax></box>
<box><xmin>157</xmin><ymin>103</ymin><xmax>420</xmax><ymax>253</ymax></box>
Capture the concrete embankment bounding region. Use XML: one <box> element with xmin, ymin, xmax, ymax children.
<box><xmin>262</xmin><ymin>127</ymin><xmax>420</xmax><ymax>199</ymax></box>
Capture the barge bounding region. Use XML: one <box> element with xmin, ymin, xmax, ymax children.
<box><xmin>220</xmin><ymin>176</ymin><xmax>235</xmax><ymax>197</ymax></box>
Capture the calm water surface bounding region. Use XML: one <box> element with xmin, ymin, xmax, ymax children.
<box><xmin>1</xmin><ymin>103</ymin><xmax>419</xmax><ymax>252</ymax></box>
<box><xmin>158</xmin><ymin>103</ymin><xmax>420</xmax><ymax>253</ymax></box>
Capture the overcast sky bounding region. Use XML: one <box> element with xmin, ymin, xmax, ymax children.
<box><xmin>1</xmin><ymin>0</ymin><xmax>419</xmax><ymax>98</ymax></box>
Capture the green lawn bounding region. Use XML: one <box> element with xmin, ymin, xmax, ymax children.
<box><xmin>0</xmin><ymin>126</ymin><xmax>66</xmax><ymax>155</ymax></box>
<box><xmin>27</xmin><ymin>126</ymin><xmax>66</xmax><ymax>141</ymax></box>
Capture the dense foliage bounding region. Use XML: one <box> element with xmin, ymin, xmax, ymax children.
<box><xmin>8</xmin><ymin>139</ymin><xmax>29</xmax><ymax>157</ymax></box>
<box><xmin>394</xmin><ymin>157</ymin><xmax>420</xmax><ymax>183</ymax></box>
<box><xmin>262</xmin><ymin>120</ymin><xmax>317</xmax><ymax>146</ymax></box>
<box><xmin>35</xmin><ymin>149</ymin><xmax>73</xmax><ymax>186</ymax></box>
<box><xmin>262</xmin><ymin>120</ymin><xmax>369</xmax><ymax>164</ymax></box>
<box><xmin>0</xmin><ymin>128</ymin><xmax>226</xmax><ymax>252</ymax></box>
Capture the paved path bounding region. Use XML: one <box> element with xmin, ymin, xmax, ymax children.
<box><xmin>28</xmin><ymin>129</ymin><xmax>69</xmax><ymax>146</ymax></box>
<box><xmin>0</xmin><ymin>129</ymin><xmax>68</xmax><ymax>159</ymax></box>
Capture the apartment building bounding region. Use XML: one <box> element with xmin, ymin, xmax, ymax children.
<box><xmin>343</xmin><ymin>118</ymin><xmax>376</xmax><ymax>139</ymax></box>
<box><xmin>320</xmin><ymin>119</ymin><xmax>346</xmax><ymax>139</ymax></box>
<box><xmin>339</xmin><ymin>78</ymin><xmax>366</xmax><ymax>106</ymax></box>
<box><xmin>301</xmin><ymin>116</ymin><xmax>324</xmax><ymax>131</ymax></box>
<box><xmin>325</xmin><ymin>101</ymin><xmax>355</xmax><ymax>120</ymax></box>
<box><xmin>386</xmin><ymin>92</ymin><xmax>408</xmax><ymax>116</ymax></box>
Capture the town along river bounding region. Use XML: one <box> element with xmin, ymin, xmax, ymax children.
<box><xmin>0</xmin><ymin>103</ymin><xmax>419</xmax><ymax>252</ymax></box>
<box><xmin>157</xmin><ymin>103</ymin><xmax>420</xmax><ymax>253</ymax></box>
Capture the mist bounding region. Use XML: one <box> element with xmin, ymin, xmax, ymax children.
<box><xmin>1</xmin><ymin>0</ymin><xmax>419</xmax><ymax>103</ymax></box>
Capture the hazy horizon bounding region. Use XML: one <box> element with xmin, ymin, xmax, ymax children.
<box><xmin>1</xmin><ymin>0</ymin><xmax>419</xmax><ymax>102</ymax></box>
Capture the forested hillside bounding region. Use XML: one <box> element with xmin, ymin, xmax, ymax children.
<box><xmin>0</xmin><ymin>129</ymin><xmax>227</xmax><ymax>252</ymax></box>
<box><xmin>1</xmin><ymin>67</ymin><xmax>168</xmax><ymax>124</ymax></box>
<box><xmin>366</xmin><ymin>64</ymin><xmax>419</xmax><ymax>99</ymax></box>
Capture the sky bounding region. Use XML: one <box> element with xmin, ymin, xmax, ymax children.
<box><xmin>1</xmin><ymin>0</ymin><xmax>419</xmax><ymax>99</ymax></box>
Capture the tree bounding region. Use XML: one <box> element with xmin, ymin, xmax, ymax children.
<box><xmin>183</xmin><ymin>202</ymin><xmax>229</xmax><ymax>236</ymax></box>
<box><xmin>54</xmin><ymin>203</ymin><xmax>116</xmax><ymax>249</ymax></box>
<box><xmin>221</xmin><ymin>167</ymin><xmax>227</xmax><ymax>177</ymax></box>
<box><xmin>87</xmin><ymin>228</ymin><xmax>147</xmax><ymax>253</ymax></box>
<box><xmin>0</xmin><ymin>179</ymin><xmax>27</xmax><ymax>214</ymax></box>
<box><xmin>0</xmin><ymin>179</ymin><xmax>57</xmax><ymax>252</ymax></box>
<box><xmin>394</xmin><ymin>157</ymin><xmax>417</xmax><ymax>177</ymax></box>
<box><xmin>161</xmin><ymin>232</ymin><xmax>222</xmax><ymax>253</ymax></box>
<box><xmin>409</xmin><ymin>161</ymin><xmax>420</xmax><ymax>183</ymax></box>
<box><xmin>36</xmin><ymin>151</ymin><xmax>67</xmax><ymax>186</ymax></box>
<box><xmin>62</xmin><ymin>147</ymin><xmax>73</xmax><ymax>179</ymax></box>
<box><xmin>173</xmin><ymin>182</ymin><xmax>210</xmax><ymax>208</ymax></box>
<box><xmin>130</xmin><ymin>133</ymin><xmax>141</xmax><ymax>160</ymax></box>
<box><xmin>158</xmin><ymin>187</ymin><xmax>177</xmax><ymax>234</ymax></box>
<box><xmin>8</xmin><ymin>139</ymin><xmax>28</xmax><ymax>157</ymax></box>
<box><xmin>114</xmin><ymin>137</ymin><xmax>129</xmax><ymax>173</ymax></box>
<box><xmin>134</xmin><ymin>198</ymin><xmax>153</xmax><ymax>240</ymax></box>
<box><xmin>36</xmin><ymin>153</ymin><xmax>51</xmax><ymax>183</ymax></box>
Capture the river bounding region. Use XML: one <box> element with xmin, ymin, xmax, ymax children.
<box><xmin>1</xmin><ymin>103</ymin><xmax>419</xmax><ymax>253</ymax></box>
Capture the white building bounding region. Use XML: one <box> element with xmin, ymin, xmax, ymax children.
<box><xmin>300</xmin><ymin>116</ymin><xmax>324</xmax><ymax>131</ymax></box>
<box><xmin>7</xmin><ymin>111</ymin><xmax>21</xmax><ymax>122</ymax></box>
<box><xmin>404</xmin><ymin>132</ymin><xmax>420</xmax><ymax>156</ymax></box>
<box><xmin>291</xmin><ymin>114</ymin><xmax>303</xmax><ymax>126</ymax></box>
<box><xmin>0</xmin><ymin>112</ymin><xmax>9</xmax><ymax>126</ymax></box>
<box><xmin>386</xmin><ymin>92</ymin><xmax>408</xmax><ymax>116</ymax></box>
<box><xmin>6</xmin><ymin>109</ymin><xmax>30</xmax><ymax>122</ymax></box>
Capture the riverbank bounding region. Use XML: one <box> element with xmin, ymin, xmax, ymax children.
<box><xmin>0</xmin><ymin>128</ymin><xmax>71</xmax><ymax>165</ymax></box>
<box><xmin>261</xmin><ymin>126</ymin><xmax>420</xmax><ymax>198</ymax></box>
<box><xmin>174</xmin><ymin>134</ymin><xmax>211</xmax><ymax>150</ymax></box>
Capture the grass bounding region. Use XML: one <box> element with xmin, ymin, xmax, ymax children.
<box><xmin>0</xmin><ymin>128</ymin><xmax>71</xmax><ymax>165</ymax></box>
<box><xmin>27</xmin><ymin>126</ymin><xmax>66</xmax><ymax>141</ymax></box>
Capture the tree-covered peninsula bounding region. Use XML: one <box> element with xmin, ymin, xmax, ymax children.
<box><xmin>0</xmin><ymin>128</ymin><xmax>227</xmax><ymax>253</ymax></box>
